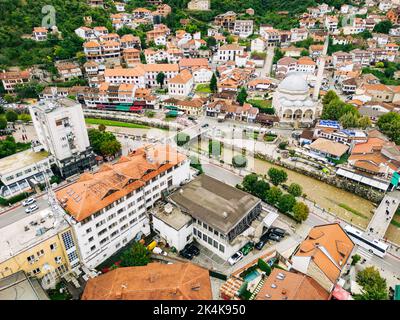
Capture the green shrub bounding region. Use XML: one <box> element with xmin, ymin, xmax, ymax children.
<box><xmin>257</xmin><ymin>259</ymin><xmax>271</xmax><ymax>275</ymax></box>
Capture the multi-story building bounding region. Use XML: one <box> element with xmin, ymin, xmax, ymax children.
<box><xmin>0</xmin><ymin>70</ymin><xmax>31</xmax><ymax>93</ymax></box>
<box><xmin>214</xmin><ymin>11</ymin><xmax>237</xmax><ymax>31</ymax></box>
<box><xmin>56</xmin><ymin>145</ymin><xmax>190</xmax><ymax>268</ymax></box>
<box><xmin>0</xmin><ymin>203</ymin><xmax>80</xmax><ymax>289</ymax></box>
<box><xmin>123</xmin><ymin>48</ymin><xmax>141</xmax><ymax>66</ymax></box>
<box><xmin>216</xmin><ymin>44</ymin><xmax>245</xmax><ymax>62</ymax></box>
<box><xmin>29</xmin><ymin>98</ymin><xmax>96</xmax><ymax>178</ymax></box>
<box><xmin>56</xmin><ymin>62</ymin><xmax>83</xmax><ymax>81</ymax></box>
<box><xmin>233</xmin><ymin>20</ymin><xmax>254</xmax><ymax>38</ymax></box>
<box><xmin>187</xmin><ymin>0</ymin><xmax>210</xmax><ymax>11</ymax></box>
<box><xmin>168</xmin><ymin>69</ymin><xmax>194</xmax><ymax>98</ymax></box>
<box><xmin>32</xmin><ymin>27</ymin><xmax>48</xmax><ymax>41</ymax></box>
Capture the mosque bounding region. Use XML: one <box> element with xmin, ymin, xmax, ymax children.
<box><xmin>272</xmin><ymin>72</ymin><xmax>318</xmax><ymax>124</ymax></box>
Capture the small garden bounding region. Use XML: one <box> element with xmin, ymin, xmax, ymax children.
<box><xmin>195</xmin><ymin>84</ymin><xmax>212</xmax><ymax>93</ymax></box>
<box><xmin>263</xmin><ymin>133</ymin><xmax>278</xmax><ymax>142</ymax></box>
<box><xmin>85</xmin><ymin>118</ymin><xmax>150</xmax><ymax>129</ymax></box>
<box><xmin>47</xmin><ymin>282</ymin><xmax>72</xmax><ymax>300</ymax></box>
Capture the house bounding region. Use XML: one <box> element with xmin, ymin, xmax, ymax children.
<box><xmin>75</xmin><ymin>26</ymin><xmax>95</xmax><ymax>40</ymax></box>
<box><xmin>309</xmin><ymin>138</ymin><xmax>349</xmax><ymax>160</ymax></box>
<box><xmin>32</xmin><ymin>27</ymin><xmax>48</xmax><ymax>41</ymax></box>
<box><xmin>56</xmin><ymin>62</ymin><xmax>82</xmax><ymax>81</ymax></box>
<box><xmin>81</xmin><ymin>262</ymin><xmax>212</xmax><ymax>300</ymax></box>
<box><xmin>256</xmin><ymin>269</ymin><xmax>330</xmax><ymax>300</ymax></box>
<box><xmin>248</xmin><ymin>79</ymin><xmax>272</xmax><ymax>91</ymax></box>
<box><xmin>233</xmin><ymin>20</ymin><xmax>254</xmax><ymax>38</ymax></box>
<box><xmin>155</xmin><ymin>4</ymin><xmax>171</xmax><ymax>17</ymax></box>
<box><xmin>296</xmin><ymin>57</ymin><xmax>316</xmax><ymax>74</ymax></box>
<box><xmin>192</xmin><ymin>66</ymin><xmax>213</xmax><ymax>84</ymax></box>
<box><xmin>214</xmin><ymin>11</ymin><xmax>237</xmax><ymax>31</ymax></box>
<box><xmin>324</xmin><ymin>16</ymin><xmax>338</xmax><ymax>32</ymax></box>
<box><xmin>168</xmin><ymin>69</ymin><xmax>194</xmax><ymax>98</ymax></box>
<box><xmin>123</xmin><ymin>48</ymin><xmax>141</xmax><ymax>66</ymax></box>
<box><xmin>290</xmin><ymin>223</ymin><xmax>354</xmax><ymax>293</ymax></box>
<box><xmin>0</xmin><ymin>70</ymin><xmax>31</xmax><ymax>93</ymax></box>
<box><xmin>187</xmin><ymin>0</ymin><xmax>210</xmax><ymax>11</ymax></box>
<box><xmin>216</xmin><ymin>44</ymin><xmax>245</xmax><ymax>62</ymax></box>
<box><xmin>387</xmin><ymin>7</ymin><xmax>400</xmax><ymax>25</ymax></box>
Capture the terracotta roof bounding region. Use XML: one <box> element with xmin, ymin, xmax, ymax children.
<box><xmin>0</xmin><ymin>70</ymin><xmax>30</xmax><ymax>80</ymax></box>
<box><xmin>294</xmin><ymin>223</ymin><xmax>354</xmax><ymax>283</ymax></box>
<box><xmin>256</xmin><ymin>269</ymin><xmax>330</xmax><ymax>300</ymax></box>
<box><xmin>33</xmin><ymin>27</ymin><xmax>47</xmax><ymax>33</ymax></box>
<box><xmin>219</xmin><ymin>44</ymin><xmax>243</xmax><ymax>51</ymax></box>
<box><xmin>81</xmin><ymin>262</ymin><xmax>212</xmax><ymax>300</ymax></box>
<box><xmin>309</xmin><ymin>138</ymin><xmax>349</xmax><ymax>158</ymax></box>
<box><xmin>56</xmin><ymin>145</ymin><xmax>186</xmax><ymax>221</ymax></box>
<box><xmin>178</xmin><ymin>58</ymin><xmax>209</xmax><ymax>68</ymax></box>
<box><xmin>169</xmin><ymin>69</ymin><xmax>193</xmax><ymax>84</ymax></box>
<box><xmin>351</xmin><ymin>137</ymin><xmax>386</xmax><ymax>154</ymax></box>
<box><xmin>84</xmin><ymin>40</ymin><xmax>101</xmax><ymax>48</ymax></box>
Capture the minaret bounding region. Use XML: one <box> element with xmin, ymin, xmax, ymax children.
<box><xmin>313</xmin><ymin>35</ymin><xmax>329</xmax><ymax>101</ymax></box>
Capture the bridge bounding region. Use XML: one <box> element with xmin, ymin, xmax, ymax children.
<box><xmin>366</xmin><ymin>191</ymin><xmax>400</xmax><ymax>240</ymax></box>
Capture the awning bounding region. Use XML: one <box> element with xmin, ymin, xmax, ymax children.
<box><xmin>263</xmin><ymin>211</ymin><xmax>279</xmax><ymax>228</ymax></box>
<box><xmin>336</xmin><ymin>168</ymin><xmax>390</xmax><ymax>191</ymax></box>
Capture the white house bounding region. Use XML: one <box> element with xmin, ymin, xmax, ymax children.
<box><xmin>216</xmin><ymin>44</ymin><xmax>245</xmax><ymax>62</ymax></box>
<box><xmin>168</xmin><ymin>69</ymin><xmax>194</xmax><ymax>98</ymax></box>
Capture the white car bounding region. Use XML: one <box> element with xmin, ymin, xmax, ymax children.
<box><xmin>25</xmin><ymin>204</ymin><xmax>39</xmax><ymax>214</ymax></box>
<box><xmin>228</xmin><ymin>251</ymin><xmax>244</xmax><ymax>266</ymax></box>
<box><xmin>22</xmin><ymin>198</ymin><xmax>36</xmax><ymax>207</ymax></box>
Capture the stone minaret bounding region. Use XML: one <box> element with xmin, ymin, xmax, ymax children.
<box><xmin>312</xmin><ymin>35</ymin><xmax>329</xmax><ymax>101</ymax></box>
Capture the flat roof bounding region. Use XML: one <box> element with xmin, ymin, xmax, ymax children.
<box><xmin>152</xmin><ymin>202</ymin><xmax>192</xmax><ymax>231</ymax></box>
<box><xmin>0</xmin><ymin>201</ymin><xmax>69</xmax><ymax>264</ymax></box>
<box><xmin>0</xmin><ymin>149</ymin><xmax>49</xmax><ymax>175</ymax></box>
<box><xmin>169</xmin><ymin>174</ymin><xmax>261</xmax><ymax>235</ymax></box>
<box><xmin>0</xmin><ymin>271</ymin><xmax>48</xmax><ymax>300</ymax></box>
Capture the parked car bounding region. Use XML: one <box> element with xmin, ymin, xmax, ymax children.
<box><xmin>267</xmin><ymin>233</ymin><xmax>281</xmax><ymax>242</ymax></box>
<box><xmin>255</xmin><ymin>233</ymin><xmax>270</xmax><ymax>250</ymax></box>
<box><xmin>184</xmin><ymin>243</ymin><xmax>200</xmax><ymax>256</ymax></box>
<box><xmin>268</xmin><ymin>227</ymin><xmax>286</xmax><ymax>237</ymax></box>
<box><xmin>201</xmin><ymin>123</ymin><xmax>209</xmax><ymax>128</ymax></box>
<box><xmin>25</xmin><ymin>204</ymin><xmax>39</xmax><ymax>214</ymax></box>
<box><xmin>179</xmin><ymin>248</ymin><xmax>194</xmax><ymax>260</ymax></box>
<box><xmin>228</xmin><ymin>251</ymin><xmax>244</xmax><ymax>266</ymax></box>
<box><xmin>22</xmin><ymin>197</ymin><xmax>36</xmax><ymax>207</ymax></box>
<box><xmin>240</xmin><ymin>241</ymin><xmax>254</xmax><ymax>255</ymax></box>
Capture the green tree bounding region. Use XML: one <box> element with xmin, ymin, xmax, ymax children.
<box><xmin>98</xmin><ymin>124</ymin><xmax>106</xmax><ymax>132</ymax></box>
<box><xmin>288</xmin><ymin>183</ymin><xmax>302</xmax><ymax>197</ymax></box>
<box><xmin>358</xmin><ymin>116</ymin><xmax>372</xmax><ymax>129</ymax></box>
<box><xmin>18</xmin><ymin>113</ymin><xmax>31</xmax><ymax>122</ymax></box>
<box><xmin>265</xmin><ymin>186</ymin><xmax>282</xmax><ymax>205</ymax></box>
<box><xmin>277</xmin><ymin>194</ymin><xmax>296</xmax><ymax>213</ymax></box>
<box><xmin>156</xmin><ymin>72</ymin><xmax>166</xmax><ymax>88</ymax></box>
<box><xmin>5</xmin><ymin>110</ymin><xmax>18</xmax><ymax>122</ymax></box>
<box><xmin>257</xmin><ymin>258</ymin><xmax>272</xmax><ymax>275</ymax></box>
<box><xmin>322</xmin><ymin>90</ymin><xmax>339</xmax><ymax>106</ymax></box>
<box><xmin>208</xmin><ymin>140</ymin><xmax>222</xmax><ymax>157</ymax></box>
<box><xmin>351</xmin><ymin>254</ymin><xmax>361</xmax><ymax>266</ymax></box>
<box><xmin>373</xmin><ymin>20</ymin><xmax>393</xmax><ymax>34</ymax></box>
<box><xmin>0</xmin><ymin>117</ymin><xmax>7</xmax><ymax>130</ymax></box>
<box><xmin>237</xmin><ymin>87</ymin><xmax>248</xmax><ymax>106</ymax></box>
<box><xmin>300</xmin><ymin>49</ymin><xmax>309</xmax><ymax>57</ymax></box>
<box><xmin>242</xmin><ymin>173</ymin><xmax>258</xmax><ymax>192</ymax></box>
<box><xmin>120</xmin><ymin>242</ymin><xmax>151</xmax><ymax>267</ymax></box>
<box><xmin>340</xmin><ymin>112</ymin><xmax>359</xmax><ymax>129</ymax></box>
<box><xmin>377</xmin><ymin>112</ymin><xmax>400</xmax><ymax>145</ymax></box>
<box><xmin>4</xmin><ymin>94</ymin><xmax>15</xmax><ymax>103</ymax></box>
<box><xmin>267</xmin><ymin>168</ymin><xmax>288</xmax><ymax>186</ymax></box>
<box><xmin>252</xmin><ymin>179</ymin><xmax>270</xmax><ymax>199</ymax></box>
<box><xmin>175</xmin><ymin>132</ymin><xmax>190</xmax><ymax>146</ymax></box>
<box><xmin>210</xmin><ymin>73</ymin><xmax>218</xmax><ymax>93</ymax></box>
<box><xmin>99</xmin><ymin>139</ymin><xmax>121</xmax><ymax>157</ymax></box>
<box><xmin>232</xmin><ymin>154</ymin><xmax>247</xmax><ymax>168</ymax></box>
<box><xmin>206</xmin><ymin>36</ymin><xmax>217</xmax><ymax>48</ymax></box>
<box><xmin>292</xmin><ymin>201</ymin><xmax>309</xmax><ymax>222</ymax></box>
<box><xmin>354</xmin><ymin>267</ymin><xmax>388</xmax><ymax>300</ymax></box>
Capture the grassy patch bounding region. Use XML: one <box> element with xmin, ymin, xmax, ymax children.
<box><xmin>85</xmin><ymin>118</ymin><xmax>150</xmax><ymax>129</ymax></box>
<box><xmin>390</xmin><ymin>220</ymin><xmax>400</xmax><ymax>228</ymax></box>
<box><xmin>328</xmin><ymin>153</ymin><xmax>350</xmax><ymax>165</ymax></box>
<box><xmin>47</xmin><ymin>282</ymin><xmax>72</xmax><ymax>300</ymax></box>
<box><xmin>248</xmin><ymin>99</ymin><xmax>275</xmax><ymax>114</ymax></box>
<box><xmin>339</xmin><ymin>203</ymin><xmax>368</xmax><ymax>219</ymax></box>
<box><xmin>264</xmin><ymin>134</ymin><xmax>277</xmax><ymax>142</ymax></box>
<box><xmin>195</xmin><ymin>84</ymin><xmax>212</xmax><ymax>93</ymax></box>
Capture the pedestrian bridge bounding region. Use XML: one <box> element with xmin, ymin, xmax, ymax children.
<box><xmin>366</xmin><ymin>191</ymin><xmax>400</xmax><ymax>240</ymax></box>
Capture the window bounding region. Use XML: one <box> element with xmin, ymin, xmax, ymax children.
<box><xmin>129</xmin><ymin>218</ymin><xmax>137</xmax><ymax>225</ymax></box>
<box><xmin>32</xmin><ymin>268</ymin><xmax>41</xmax><ymax>275</ymax></box>
<box><xmin>120</xmin><ymin>223</ymin><xmax>128</xmax><ymax>231</ymax></box>
<box><xmin>119</xmin><ymin>215</ymin><xmax>127</xmax><ymax>223</ymax></box>
<box><xmin>193</xmin><ymin>227</ymin><xmax>197</xmax><ymax>236</ymax></box>
<box><xmin>186</xmin><ymin>235</ymin><xmax>191</xmax><ymax>242</ymax></box>
<box><xmin>37</xmin><ymin>249</ymin><xmax>44</xmax><ymax>257</ymax></box>
<box><xmin>86</xmin><ymin>228</ymin><xmax>92</xmax><ymax>234</ymax></box>
<box><xmin>98</xmin><ymin>228</ymin><xmax>107</xmax><ymax>236</ymax></box>
<box><xmin>203</xmin><ymin>222</ymin><xmax>207</xmax><ymax>229</ymax></box>
<box><xmin>27</xmin><ymin>255</ymin><xmax>35</xmax><ymax>264</ymax></box>
<box><xmin>107</xmin><ymin>213</ymin><xmax>116</xmax><ymax>221</ymax></box>
<box><xmin>198</xmin><ymin>230</ymin><xmax>202</xmax><ymax>238</ymax></box>
<box><xmin>117</xmin><ymin>208</ymin><xmax>125</xmax><ymax>215</ymax></box>
<box><xmin>207</xmin><ymin>236</ymin><xmax>213</xmax><ymax>245</ymax></box>
<box><xmin>90</xmin><ymin>245</ymin><xmax>96</xmax><ymax>251</ymax></box>
<box><xmin>96</xmin><ymin>219</ymin><xmax>106</xmax><ymax>228</ymax></box>
<box><xmin>50</xmin><ymin>243</ymin><xmax>57</xmax><ymax>251</ymax></box>
<box><xmin>219</xmin><ymin>244</ymin><xmax>225</xmax><ymax>253</ymax></box>
<box><xmin>110</xmin><ymin>230</ymin><xmax>119</xmax><ymax>238</ymax></box>
<box><xmin>99</xmin><ymin>237</ymin><xmax>109</xmax><ymax>245</ymax></box>
<box><xmin>54</xmin><ymin>256</ymin><xmax>62</xmax><ymax>264</ymax></box>
<box><xmin>88</xmin><ymin>236</ymin><xmax>94</xmax><ymax>242</ymax></box>
<box><xmin>203</xmin><ymin>233</ymin><xmax>207</xmax><ymax>242</ymax></box>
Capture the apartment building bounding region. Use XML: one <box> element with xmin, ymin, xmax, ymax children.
<box><xmin>29</xmin><ymin>98</ymin><xmax>96</xmax><ymax>178</ymax></box>
<box><xmin>214</xmin><ymin>11</ymin><xmax>237</xmax><ymax>31</ymax></box>
<box><xmin>216</xmin><ymin>44</ymin><xmax>245</xmax><ymax>62</ymax></box>
<box><xmin>233</xmin><ymin>20</ymin><xmax>254</xmax><ymax>38</ymax></box>
<box><xmin>123</xmin><ymin>48</ymin><xmax>141</xmax><ymax>66</ymax></box>
<box><xmin>56</xmin><ymin>145</ymin><xmax>190</xmax><ymax>268</ymax></box>
<box><xmin>0</xmin><ymin>203</ymin><xmax>80</xmax><ymax>289</ymax></box>
<box><xmin>83</xmin><ymin>82</ymin><xmax>137</xmax><ymax>107</ymax></box>
<box><xmin>56</xmin><ymin>62</ymin><xmax>83</xmax><ymax>81</ymax></box>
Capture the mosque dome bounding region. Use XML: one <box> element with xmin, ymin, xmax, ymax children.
<box><xmin>278</xmin><ymin>73</ymin><xmax>309</xmax><ymax>93</ymax></box>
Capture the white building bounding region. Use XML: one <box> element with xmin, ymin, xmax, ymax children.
<box><xmin>233</xmin><ymin>20</ymin><xmax>254</xmax><ymax>38</ymax></box>
<box><xmin>56</xmin><ymin>145</ymin><xmax>191</xmax><ymax>269</ymax></box>
<box><xmin>187</xmin><ymin>0</ymin><xmax>210</xmax><ymax>10</ymax></box>
<box><xmin>29</xmin><ymin>98</ymin><xmax>96</xmax><ymax>178</ymax></box>
<box><xmin>169</xmin><ymin>175</ymin><xmax>262</xmax><ymax>260</ymax></box>
<box><xmin>216</xmin><ymin>44</ymin><xmax>245</xmax><ymax>62</ymax></box>
<box><xmin>168</xmin><ymin>69</ymin><xmax>194</xmax><ymax>98</ymax></box>
<box><xmin>272</xmin><ymin>72</ymin><xmax>317</xmax><ymax>123</ymax></box>
<box><xmin>192</xmin><ymin>67</ymin><xmax>213</xmax><ymax>84</ymax></box>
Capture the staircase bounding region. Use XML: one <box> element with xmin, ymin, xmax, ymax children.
<box><xmin>249</xmin><ymin>278</ymin><xmax>266</xmax><ymax>300</ymax></box>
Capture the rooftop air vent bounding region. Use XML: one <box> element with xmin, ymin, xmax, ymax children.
<box><xmin>271</xmin><ymin>284</ymin><xmax>277</xmax><ymax>289</ymax></box>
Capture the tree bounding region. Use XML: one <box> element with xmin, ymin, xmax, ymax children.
<box><xmin>257</xmin><ymin>258</ymin><xmax>272</xmax><ymax>275</ymax></box>
<box><xmin>0</xmin><ymin>117</ymin><xmax>7</xmax><ymax>130</ymax></box>
<box><xmin>242</xmin><ymin>173</ymin><xmax>258</xmax><ymax>192</ymax></box>
<box><xmin>377</xmin><ymin>112</ymin><xmax>400</xmax><ymax>145</ymax></box>
<box><xmin>358</xmin><ymin>116</ymin><xmax>372</xmax><ymax>129</ymax></box>
<box><xmin>300</xmin><ymin>49</ymin><xmax>309</xmax><ymax>57</ymax></box>
<box><xmin>18</xmin><ymin>113</ymin><xmax>31</xmax><ymax>122</ymax></box>
<box><xmin>4</xmin><ymin>94</ymin><xmax>15</xmax><ymax>103</ymax></box>
<box><xmin>98</xmin><ymin>124</ymin><xmax>106</xmax><ymax>132</ymax></box>
<box><xmin>373</xmin><ymin>20</ymin><xmax>393</xmax><ymax>34</ymax></box>
<box><xmin>351</xmin><ymin>254</ymin><xmax>361</xmax><ymax>266</ymax></box>
<box><xmin>232</xmin><ymin>154</ymin><xmax>247</xmax><ymax>168</ymax></box>
<box><xmin>99</xmin><ymin>139</ymin><xmax>121</xmax><ymax>157</ymax></box>
<box><xmin>267</xmin><ymin>167</ymin><xmax>288</xmax><ymax>186</ymax></box>
<box><xmin>210</xmin><ymin>73</ymin><xmax>218</xmax><ymax>93</ymax></box>
<box><xmin>206</xmin><ymin>36</ymin><xmax>217</xmax><ymax>48</ymax></box>
<box><xmin>340</xmin><ymin>112</ymin><xmax>359</xmax><ymax>129</ymax></box>
<box><xmin>253</xmin><ymin>179</ymin><xmax>270</xmax><ymax>199</ymax></box>
<box><xmin>175</xmin><ymin>132</ymin><xmax>190</xmax><ymax>146</ymax></box>
<box><xmin>322</xmin><ymin>90</ymin><xmax>339</xmax><ymax>106</ymax></box>
<box><xmin>354</xmin><ymin>267</ymin><xmax>388</xmax><ymax>300</ymax></box>
<box><xmin>156</xmin><ymin>72</ymin><xmax>166</xmax><ymax>88</ymax></box>
<box><xmin>292</xmin><ymin>201</ymin><xmax>309</xmax><ymax>222</ymax></box>
<box><xmin>278</xmin><ymin>194</ymin><xmax>296</xmax><ymax>213</ymax></box>
<box><xmin>5</xmin><ymin>110</ymin><xmax>18</xmax><ymax>122</ymax></box>
<box><xmin>208</xmin><ymin>140</ymin><xmax>222</xmax><ymax>157</ymax></box>
<box><xmin>237</xmin><ymin>87</ymin><xmax>248</xmax><ymax>106</ymax></box>
<box><xmin>120</xmin><ymin>242</ymin><xmax>151</xmax><ymax>267</ymax></box>
<box><xmin>288</xmin><ymin>183</ymin><xmax>302</xmax><ymax>197</ymax></box>
<box><xmin>265</xmin><ymin>186</ymin><xmax>282</xmax><ymax>205</ymax></box>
